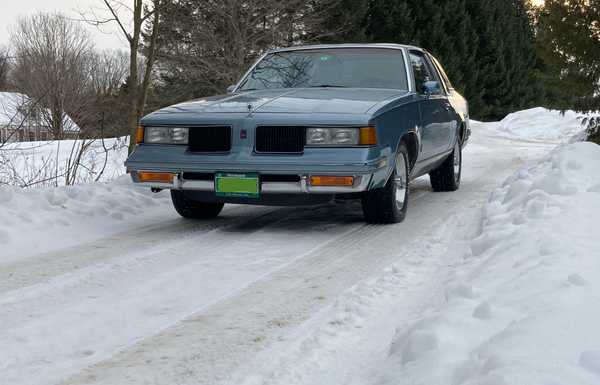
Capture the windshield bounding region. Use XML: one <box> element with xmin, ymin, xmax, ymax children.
<box><xmin>238</xmin><ymin>48</ymin><xmax>409</xmax><ymax>91</ymax></box>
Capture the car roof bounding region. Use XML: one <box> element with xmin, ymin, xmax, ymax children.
<box><xmin>267</xmin><ymin>43</ymin><xmax>424</xmax><ymax>54</ymax></box>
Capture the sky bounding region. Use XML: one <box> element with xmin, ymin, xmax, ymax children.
<box><xmin>0</xmin><ymin>0</ymin><xmax>128</xmax><ymax>51</ymax></box>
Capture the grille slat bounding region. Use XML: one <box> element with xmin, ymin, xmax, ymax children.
<box><xmin>256</xmin><ymin>126</ymin><xmax>306</xmax><ymax>153</ymax></box>
<box><xmin>188</xmin><ymin>126</ymin><xmax>231</xmax><ymax>152</ymax></box>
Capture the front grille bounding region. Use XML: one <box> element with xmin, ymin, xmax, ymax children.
<box><xmin>188</xmin><ymin>126</ymin><xmax>231</xmax><ymax>152</ymax></box>
<box><xmin>260</xmin><ymin>174</ymin><xmax>301</xmax><ymax>182</ymax></box>
<box><xmin>182</xmin><ymin>172</ymin><xmax>213</xmax><ymax>181</ymax></box>
<box><xmin>255</xmin><ymin>126</ymin><xmax>306</xmax><ymax>153</ymax></box>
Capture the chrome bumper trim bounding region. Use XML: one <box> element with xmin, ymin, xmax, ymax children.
<box><xmin>179</xmin><ymin>179</ymin><xmax>213</xmax><ymax>191</ymax></box>
<box><xmin>135</xmin><ymin>173</ymin><xmax>372</xmax><ymax>194</ymax></box>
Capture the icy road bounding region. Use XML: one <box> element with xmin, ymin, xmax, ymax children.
<box><xmin>0</xmin><ymin>108</ymin><xmax>596</xmax><ymax>385</ymax></box>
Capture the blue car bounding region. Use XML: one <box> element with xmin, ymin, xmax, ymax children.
<box><xmin>125</xmin><ymin>44</ymin><xmax>470</xmax><ymax>223</ymax></box>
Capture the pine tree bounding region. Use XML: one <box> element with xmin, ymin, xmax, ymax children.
<box><xmin>319</xmin><ymin>0</ymin><xmax>542</xmax><ymax>120</ymax></box>
<box><xmin>536</xmin><ymin>0</ymin><xmax>600</xmax><ymax>113</ymax></box>
<box><xmin>366</xmin><ymin>0</ymin><xmax>415</xmax><ymax>44</ymax></box>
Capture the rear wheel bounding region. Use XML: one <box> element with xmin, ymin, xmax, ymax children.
<box><xmin>430</xmin><ymin>140</ymin><xmax>462</xmax><ymax>192</ymax></box>
<box><xmin>361</xmin><ymin>143</ymin><xmax>409</xmax><ymax>224</ymax></box>
<box><xmin>171</xmin><ymin>190</ymin><xmax>224</xmax><ymax>219</ymax></box>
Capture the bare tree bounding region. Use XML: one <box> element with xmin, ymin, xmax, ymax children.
<box><xmin>90</xmin><ymin>49</ymin><xmax>129</xmax><ymax>96</ymax></box>
<box><xmin>7</xmin><ymin>14</ymin><xmax>126</xmax><ymax>187</ymax></box>
<box><xmin>82</xmin><ymin>0</ymin><xmax>162</xmax><ymax>153</ymax></box>
<box><xmin>0</xmin><ymin>46</ymin><xmax>11</xmax><ymax>91</ymax></box>
<box><xmin>153</xmin><ymin>0</ymin><xmax>342</xmax><ymax>103</ymax></box>
<box><xmin>10</xmin><ymin>12</ymin><xmax>95</xmax><ymax>140</ymax></box>
<box><xmin>82</xmin><ymin>49</ymin><xmax>130</xmax><ymax>138</ymax></box>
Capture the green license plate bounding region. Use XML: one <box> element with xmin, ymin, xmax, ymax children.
<box><xmin>215</xmin><ymin>172</ymin><xmax>259</xmax><ymax>198</ymax></box>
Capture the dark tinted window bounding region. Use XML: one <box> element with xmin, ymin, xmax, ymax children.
<box><xmin>239</xmin><ymin>48</ymin><xmax>409</xmax><ymax>91</ymax></box>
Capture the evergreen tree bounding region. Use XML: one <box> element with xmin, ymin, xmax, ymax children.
<box><xmin>536</xmin><ymin>0</ymin><xmax>600</xmax><ymax>113</ymax></box>
<box><xmin>322</xmin><ymin>0</ymin><xmax>542</xmax><ymax>120</ymax></box>
<box><xmin>367</xmin><ymin>0</ymin><xmax>415</xmax><ymax>45</ymax></box>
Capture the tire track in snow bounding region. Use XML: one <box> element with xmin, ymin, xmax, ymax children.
<box><xmin>0</xmin><ymin>203</ymin><xmax>366</xmax><ymax>385</ymax></box>
<box><xmin>0</xmin><ymin>204</ymin><xmax>289</xmax><ymax>294</ymax></box>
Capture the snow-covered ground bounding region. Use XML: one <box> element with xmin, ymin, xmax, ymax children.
<box><xmin>0</xmin><ymin>175</ymin><xmax>172</xmax><ymax>261</ymax></box>
<box><xmin>0</xmin><ymin>108</ymin><xmax>597</xmax><ymax>385</ymax></box>
<box><xmin>235</xmin><ymin>141</ymin><xmax>600</xmax><ymax>385</ymax></box>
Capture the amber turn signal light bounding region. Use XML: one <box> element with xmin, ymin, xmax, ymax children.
<box><xmin>310</xmin><ymin>176</ymin><xmax>355</xmax><ymax>187</ymax></box>
<box><xmin>135</xmin><ymin>125</ymin><xmax>145</xmax><ymax>144</ymax></box>
<box><xmin>138</xmin><ymin>171</ymin><xmax>175</xmax><ymax>184</ymax></box>
<box><xmin>359</xmin><ymin>126</ymin><xmax>377</xmax><ymax>145</ymax></box>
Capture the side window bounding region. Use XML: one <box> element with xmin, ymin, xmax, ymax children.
<box><xmin>430</xmin><ymin>55</ymin><xmax>454</xmax><ymax>91</ymax></box>
<box><xmin>409</xmin><ymin>51</ymin><xmax>437</xmax><ymax>94</ymax></box>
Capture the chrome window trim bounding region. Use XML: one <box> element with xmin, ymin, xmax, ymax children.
<box><xmin>234</xmin><ymin>51</ymin><xmax>270</xmax><ymax>92</ymax></box>
<box><xmin>401</xmin><ymin>48</ymin><xmax>414</xmax><ymax>93</ymax></box>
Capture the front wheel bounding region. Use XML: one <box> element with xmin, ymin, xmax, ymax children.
<box><xmin>430</xmin><ymin>140</ymin><xmax>462</xmax><ymax>192</ymax></box>
<box><xmin>171</xmin><ymin>190</ymin><xmax>224</xmax><ymax>219</ymax></box>
<box><xmin>361</xmin><ymin>143</ymin><xmax>409</xmax><ymax>224</ymax></box>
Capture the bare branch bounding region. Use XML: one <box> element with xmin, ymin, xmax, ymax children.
<box><xmin>103</xmin><ymin>0</ymin><xmax>133</xmax><ymax>42</ymax></box>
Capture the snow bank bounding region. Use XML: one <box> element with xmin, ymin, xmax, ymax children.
<box><xmin>236</xmin><ymin>142</ymin><xmax>600</xmax><ymax>385</ymax></box>
<box><xmin>0</xmin><ymin>137</ymin><xmax>129</xmax><ymax>187</ymax></box>
<box><xmin>493</xmin><ymin>107</ymin><xmax>588</xmax><ymax>142</ymax></box>
<box><xmin>0</xmin><ymin>176</ymin><xmax>172</xmax><ymax>261</ymax></box>
<box><xmin>376</xmin><ymin>141</ymin><xmax>600</xmax><ymax>385</ymax></box>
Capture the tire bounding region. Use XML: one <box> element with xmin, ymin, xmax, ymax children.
<box><xmin>430</xmin><ymin>139</ymin><xmax>462</xmax><ymax>192</ymax></box>
<box><xmin>361</xmin><ymin>143</ymin><xmax>410</xmax><ymax>224</ymax></box>
<box><xmin>170</xmin><ymin>190</ymin><xmax>224</xmax><ymax>219</ymax></box>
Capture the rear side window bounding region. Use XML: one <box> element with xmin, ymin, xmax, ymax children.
<box><xmin>409</xmin><ymin>51</ymin><xmax>436</xmax><ymax>94</ymax></box>
<box><xmin>429</xmin><ymin>55</ymin><xmax>454</xmax><ymax>91</ymax></box>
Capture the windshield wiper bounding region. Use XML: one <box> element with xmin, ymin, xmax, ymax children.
<box><xmin>309</xmin><ymin>84</ymin><xmax>347</xmax><ymax>88</ymax></box>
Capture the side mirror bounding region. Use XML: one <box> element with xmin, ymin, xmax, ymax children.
<box><xmin>226</xmin><ymin>84</ymin><xmax>237</xmax><ymax>94</ymax></box>
<box><xmin>423</xmin><ymin>80</ymin><xmax>441</xmax><ymax>97</ymax></box>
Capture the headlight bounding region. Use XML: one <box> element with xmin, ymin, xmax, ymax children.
<box><xmin>144</xmin><ymin>127</ymin><xmax>189</xmax><ymax>144</ymax></box>
<box><xmin>306</xmin><ymin>127</ymin><xmax>360</xmax><ymax>146</ymax></box>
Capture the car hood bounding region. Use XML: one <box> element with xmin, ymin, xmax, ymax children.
<box><xmin>152</xmin><ymin>88</ymin><xmax>408</xmax><ymax>116</ymax></box>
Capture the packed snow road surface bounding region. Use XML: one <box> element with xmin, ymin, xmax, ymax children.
<box><xmin>0</xmin><ymin>108</ymin><xmax>592</xmax><ymax>385</ymax></box>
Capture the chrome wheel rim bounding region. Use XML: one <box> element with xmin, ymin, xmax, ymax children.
<box><xmin>453</xmin><ymin>141</ymin><xmax>461</xmax><ymax>182</ymax></box>
<box><xmin>395</xmin><ymin>153</ymin><xmax>407</xmax><ymax>208</ymax></box>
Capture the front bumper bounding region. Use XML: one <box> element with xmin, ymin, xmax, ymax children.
<box><xmin>125</xmin><ymin>140</ymin><xmax>393</xmax><ymax>194</ymax></box>
<box><xmin>130</xmin><ymin>171</ymin><xmax>373</xmax><ymax>194</ymax></box>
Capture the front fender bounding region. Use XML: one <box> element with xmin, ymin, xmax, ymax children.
<box><xmin>369</xmin><ymin>102</ymin><xmax>420</xmax><ymax>189</ymax></box>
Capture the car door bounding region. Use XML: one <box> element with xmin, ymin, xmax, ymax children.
<box><xmin>408</xmin><ymin>50</ymin><xmax>453</xmax><ymax>160</ymax></box>
<box><xmin>427</xmin><ymin>53</ymin><xmax>461</xmax><ymax>150</ymax></box>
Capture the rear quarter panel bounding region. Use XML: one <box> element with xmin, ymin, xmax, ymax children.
<box><xmin>447</xmin><ymin>89</ymin><xmax>470</xmax><ymax>144</ymax></box>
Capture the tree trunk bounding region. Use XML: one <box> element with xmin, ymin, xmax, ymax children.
<box><xmin>128</xmin><ymin>41</ymin><xmax>139</xmax><ymax>154</ymax></box>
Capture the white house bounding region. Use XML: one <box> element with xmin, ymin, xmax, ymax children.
<box><xmin>0</xmin><ymin>92</ymin><xmax>80</xmax><ymax>143</ymax></box>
